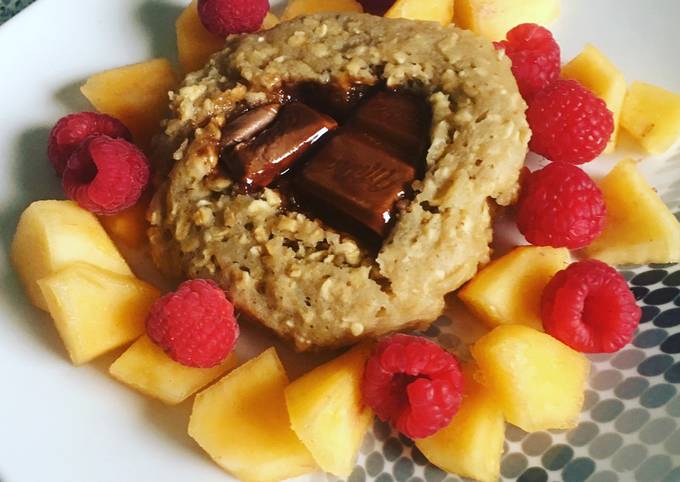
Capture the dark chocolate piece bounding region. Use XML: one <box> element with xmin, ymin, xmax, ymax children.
<box><xmin>298</xmin><ymin>130</ymin><xmax>416</xmax><ymax>237</ymax></box>
<box><xmin>351</xmin><ymin>91</ymin><xmax>430</xmax><ymax>165</ymax></box>
<box><xmin>220</xmin><ymin>103</ymin><xmax>281</xmax><ymax>148</ymax></box>
<box><xmin>226</xmin><ymin>103</ymin><xmax>337</xmax><ymax>189</ymax></box>
<box><xmin>291</xmin><ymin>81</ymin><xmax>374</xmax><ymax>120</ymax></box>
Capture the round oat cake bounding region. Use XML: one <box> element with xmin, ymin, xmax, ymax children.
<box><xmin>148</xmin><ymin>13</ymin><xmax>530</xmax><ymax>351</ymax></box>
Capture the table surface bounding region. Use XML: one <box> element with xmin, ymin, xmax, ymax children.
<box><xmin>0</xmin><ymin>0</ymin><xmax>35</xmax><ymax>24</ymax></box>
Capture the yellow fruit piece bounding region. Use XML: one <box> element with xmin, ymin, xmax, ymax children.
<box><xmin>417</xmin><ymin>367</ymin><xmax>504</xmax><ymax>482</ymax></box>
<box><xmin>454</xmin><ymin>0</ymin><xmax>560</xmax><ymax>41</ymax></box>
<box><xmin>81</xmin><ymin>58</ymin><xmax>177</xmax><ymax>148</ymax></box>
<box><xmin>585</xmin><ymin>159</ymin><xmax>680</xmax><ymax>264</ymax></box>
<box><xmin>176</xmin><ymin>1</ymin><xmax>278</xmax><ymax>74</ymax></box>
<box><xmin>188</xmin><ymin>348</ymin><xmax>317</xmax><ymax>482</ymax></box>
<box><xmin>620</xmin><ymin>81</ymin><xmax>680</xmax><ymax>154</ymax></box>
<box><xmin>176</xmin><ymin>0</ymin><xmax>224</xmax><ymax>74</ymax></box>
<box><xmin>11</xmin><ymin>200</ymin><xmax>132</xmax><ymax>311</ymax></box>
<box><xmin>384</xmin><ymin>0</ymin><xmax>454</xmax><ymax>25</ymax></box>
<box><xmin>458</xmin><ymin>246</ymin><xmax>570</xmax><ymax>331</ymax></box>
<box><xmin>562</xmin><ymin>44</ymin><xmax>626</xmax><ymax>153</ymax></box>
<box><xmin>38</xmin><ymin>263</ymin><xmax>160</xmax><ymax>365</ymax></box>
<box><xmin>282</xmin><ymin>0</ymin><xmax>363</xmax><ymax>21</ymax></box>
<box><xmin>285</xmin><ymin>342</ymin><xmax>374</xmax><ymax>477</ymax></box>
<box><xmin>261</xmin><ymin>12</ymin><xmax>280</xmax><ymax>30</ymax></box>
<box><xmin>471</xmin><ymin>325</ymin><xmax>589</xmax><ymax>432</ymax></box>
<box><xmin>99</xmin><ymin>196</ymin><xmax>149</xmax><ymax>249</ymax></box>
<box><xmin>109</xmin><ymin>335</ymin><xmax>237</xmax><ymax>405</ymax></box>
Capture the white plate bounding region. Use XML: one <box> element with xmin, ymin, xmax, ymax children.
<box><xmin>0</xmin><ymin>1</ymin><xmax>679</xmax><ymax>482</ymax></box>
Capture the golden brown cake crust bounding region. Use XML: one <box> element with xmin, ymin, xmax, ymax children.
<box><xmin>149</xmin><ymin>13</ymin><xmax>530</xmax><ymax>351</ymax></box>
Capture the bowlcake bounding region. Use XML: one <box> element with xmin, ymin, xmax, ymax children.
<box><xmin>149</xmin><ymin>13</ymin><xmax>530</xmax><ymax>350</ymax></box>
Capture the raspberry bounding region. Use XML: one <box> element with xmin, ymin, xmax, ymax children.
<box><xmin>542</xmin><ymin>260</ymin><xmax>641</xmax><ymax>353</ymax></box>
<box><xmin>495</xmin><ymin>23</ymin><xmax>561</xmax><ymax>101</ymax></box>
<box><xmin>47</xmin><ymin>112</ymin><xmax>132</xmax><ymax>175</ymax></box>
<box><xmin>146</xmin><ymin>279</ymin><xmax>239</xmax><ymax>368</ymax></box>
<box><xmin>362</xmin><ymin>334</ymin><xmax>464</xmax><ymax>439</ymax></box>
<box><xmin>62</xmin><ymin>135</ymin><xmax>150</xmax><ymax>215</ymax></box>
<box><xmin>198</xmin><ymin>0</ymin><xmax>269</xmax><ymax>36</ymax></box>
<box><xmin>358</xmin><ymin>0</ymin><xmax>395</xmax><ymax>15</ymax></box>
<box><xmin>517</xmin><ymin>163</ymin><xmax>606</xmax><ymax>249</ymax></box>
<box><xmin>527</xmin><ymin>79</ymin><xmax>614</xmax><ymax>164</ymax></box>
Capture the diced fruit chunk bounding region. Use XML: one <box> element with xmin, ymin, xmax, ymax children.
<box><xmin>285</xmin><ymin>342</ymin><xmax>374</xmax><ymax>476</ymax></box>
<box><xmin>109</xmin><ymin>335</ymin><xmax>237</xmax><ymax>404</ymax></box>
<box><xmin>11</xmin><ymin>200</ymin><xmax>132</xmax><ymax>310</ymax></box>
<box><xmin>81</xmin><ymin>59</ymin><xmax>177</xmax><ymax>148</ymax></box>
<box><xmin>584</xmin><ymin>159</ymin><xmax>680</xmax><ymax>264</ymax></box>
<box><xmin>176</xmin><ymin>0</ymin><xmax>277</xmax><ymax>74</ymax></box>
<box><xmin>620</xmin><ymin>81</ymin><xmax>680</xmax><ymax>153</ymax></box>
<box><xmin>384</xmin><ymin>0</ymin><xmax>453</xmax><ymax>25</ymax></box>
<box><xmin>471</xmin><ymin>324</ymin><xmax>590</xmax><ymax>432</ymax></box>
<box><xmin>562</xmin><ymin>44</ymin><xmax>626</xmax><ymax>153</ymax></box>
<box><xmin>454</xmin><ymin>0</ymin><xmax>560</xmax><ymax>41</ymax></box>
<box><xmin>416</xmin><ymin>368</ymin><xmax>504</xmax><ymax>482</ymax></box>
<box><xmin>261</xmin><ymin>12</ymin><xmax>279</xmax><ymax>29</ymax></box>
<box><xmin>176</xmin><ymin>0</ymin><xmax>225</xmax><ymax>74</ymax></box>
<box><xmin>282</xmin><ymin>0</ymin><xmax>363</xmax><ymax>21</ymax></box>
<box><xmin>98</xmin><ymin>195</ymin><xmax>150</xmax><ymax>249</ymax></box>
<box><xmin>188</xmin><ymin>348</ymin><xmax>317</xmax><ymax>482</ymax></box>
<box><xmin>459</xmin><ymin>246</ymin><xmax>570</xmax><ymax>331</ymax></box>
<box><xmin>38</xmin><ymin>263</ymin><xmax>159</xmax><ymax>365</ymax></box>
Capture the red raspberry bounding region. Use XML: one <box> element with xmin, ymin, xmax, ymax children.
<box><xmin>517</xmin><ymin>163</ymin><xmax>606</xmax><ymax>249</ymax></box>
<box><xmin>62</xmin><ymin>135</ymin><xmax>150</xmax><ymax>215</ymax></box>
<box><xmin>146</xmin><ymin>279</ymin><xmax>239</xmax><ymax>368</ymax></box>
<box><xmin>47</xmin><ymin>112</ymin><xmax>132</xmax><ymax>176</ymax></box>
<box><xmin>362</xmin><ymin>334</ymin><xmax>464</xmax><ymax>439</ymax></box>
<box><xmin>542</xmin><ymin>260</ymin><xmax>641</xmax><ymax>353</ymax></box>
<box><xmin>495</xmin><ymin>23</ymin><xmax>561</xmax><ymax>101</ymax></box>
<box><xmin>198</xmin><ymin>0</ymin><xmax>269</xmax><ymax>36</ymax></box>
<box><xmin>527</xmin><ymin>79</ymin><xmax>614</xmax><ymax>164</ymax></box>
<box><xmin>358</xmin><ymin>0</ymin><xmax>395</xmax><ymax>15</ymax></box>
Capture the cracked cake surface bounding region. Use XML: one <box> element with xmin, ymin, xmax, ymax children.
<box><xmin>149</xmin><ymin>12</ymin><xmax>530</xmax><ymax>351</ymax></box>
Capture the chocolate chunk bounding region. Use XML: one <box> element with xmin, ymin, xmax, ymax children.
<box><xmin>226</xmin><ymin>103</ymin><xmax>337</xmax><ymax>189</ymax></box>
<box><xmin>292</xmin><ymin>81</ymin><xmax>374</xmax><ymax>120</ymax></box>
<box><xmin>351</xmin><ymin>91</ymin><xmax>431</xmax><ymax>165</ymax></box>
<box><xmin>220</xmin><ymin>103</ymin><xmax>281</xmax><ymax>148</ymax></box>
<box><xmin>298</xmin><ymin>130</ymin><xmax>416</xmax><ymax>237</ymax></box>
